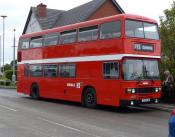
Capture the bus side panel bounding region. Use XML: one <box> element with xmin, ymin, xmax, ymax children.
<box><xmin>97</xmin><ymin>80</ymin><xmax>120</xmax><ymax>106</ymax></box>
<box><xmin>17</xmin><ymin>65</ymin><xmax>23</xmax><ymax>93</ymax></box>
<box><xmin>40</xmin><ymin>77</ymin><xmax>64</xmax><ymax>99</ymax></box>
<box><xmin>17</xmin><ymin>64</ymin><xmax>30</xmax><ymax>94</ymax></box>
<box><xmin>76</xmin><ymin>62</ymin><xmax>120</xmax><ymax>106</ymax></box>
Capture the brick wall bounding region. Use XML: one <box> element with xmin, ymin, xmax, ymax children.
<box><xmin>88</xmin><ymin>0</ymin><xmax>121</xmax><ymax>20</ymax></box>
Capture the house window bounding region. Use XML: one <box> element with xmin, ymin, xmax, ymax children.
<box><xmin>60</xmin><ymin>30</ymin><xmax>77</xmax><ymax>44</ymax></box>
<box><xmin>19</xmin><ymin>38</ymin><xmax>30</xmax><ymax>49</ymax></box>
<box><xmin>103</xmin><ymin>62</ymin><xmax>119</xmax><ymax>79</ymax></box>
<box><xmin>30</xmin><ymin>36</ymin><xmax>43</xmax><ymax>48</ymax></box>
<box><xmin>100</xmin><ymin>21</ymin><xmax>121</xmax><ymax>39</ymax></box>
<box><xmin>78</xmin><ymin>25</ymin><xmax>98</xmax><ymax>42</ymax></box>
<box><xmin>43</xmin><ymin>64</ymin><xmax>57</xmax><ymax>77</ymax></box>
<box><xmin>30</xmin><ymin>64</ymin><xmax>43</xmax><ymax>77</ymax></box>
<box><xmin>58</xmin><ymin>64</ymin><xmax>76</xmax><ymax>78</ymax></box>
<box><xmin>44</xmin><ymin>33</ymin><xmax>59</xmax><ymax>46</ymax></box>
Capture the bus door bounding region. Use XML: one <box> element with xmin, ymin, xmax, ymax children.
<box><xmin>23</xmin><ymin>63</ymin><xmax>29</xmax><ymax>94</ymax></box>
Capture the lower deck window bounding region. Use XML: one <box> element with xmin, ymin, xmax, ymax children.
<box><xmin>103</xmin><ymin>62</ymin><xmax>119</xmax><ymax>79</ymax></box>
<box><xmin>43</xmin><ymin>65</ymin><xmax>57</xmax><ymax>77</ymax></box>
<box><xmin>30</xmin><ymin>65</ymin><xmax>43</xmax><ymax>77</ymax></box>
<box><xmin>59</xmin><ymin>64</ymin><xmax>76</xmax><ymax>78</ymax></box>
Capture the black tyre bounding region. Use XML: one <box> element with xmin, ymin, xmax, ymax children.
<box><xmin>83</xmin><ymin>87</ymin><xmax>97</xmax><ymax>108</ymax></box>
<box><xmin>30</xmin><ymin>84</ymin><xmax>40</xmax><ymax>100</ymax></box>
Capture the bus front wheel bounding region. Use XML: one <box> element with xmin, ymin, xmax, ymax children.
<box><xmin>83</xmin><ymin>87</ymin><xmax>97</xmax><ymax>108</ymax></box>
<box><xmin>30</xmin><ymin>84</ymin><xmax>40</xmax><ymax>100</ymax></box>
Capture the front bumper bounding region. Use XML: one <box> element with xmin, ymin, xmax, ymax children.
<box><xmin>120</xmin><ymin>98</ymin><xmax>159</xmax><ymax>106</ymax></box>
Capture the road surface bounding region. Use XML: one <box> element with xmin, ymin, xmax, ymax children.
<box><xmin>0</xmin><ymin>89</ymin><xmax>169</xmax><ymax>137</ymax></box>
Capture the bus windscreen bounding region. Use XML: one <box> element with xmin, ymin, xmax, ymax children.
<box><xmin>125</xmin><ymin>20</ymin><xmax>159</xmax><ymax>40</ymax></box>
<box><xmin>123</xmin><ymin>59</ymin><xmax>160</xmax><ymax>80</ymax></box>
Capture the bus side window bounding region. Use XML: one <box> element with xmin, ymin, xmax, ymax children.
<box><xmin>24</xmin><ymin>64</ymin><xmax>29</xmax><ymax>77</ymax></box>
<box><xmin>103</xmin><ymin>62</ymin><xmax>119</xmax><ymax>79</ymax></box>
<box><xmin>19</xmin><ymin>38</ymin><xmax>29</xmax><ymax>50</ymax></box>
<box><xmin>30</xmin><ymin>64</ymin><xmax>43</xmax><ymax>77</ymax></box>
<box><xmin>43</xmin><ymin>64</ymin><xmax>57</xmax><ymax>77</ymax></box>
<box><xmin>60</xmin><ymin>30</ymin><xmax>77</xmax><ymax>44</ymax></box>
<box><xmin>100</xmin><ymin>21</ymin><xmax>121</xmax><ymax>39</ymax></box>
<box><xmin>44</xmin><ymin>33</ymin><xmax>59</xmax><ymax>46</ymax></box>
<box><xmin>59</xmin><ymin>64</ymin><xmax>76</xmax><ymax>78</ymax></box>
<box><xmin>30</xmin><ymin>36</ymin><xmax>43</xmax><ymax>48</ymax></box>
<box><xmin>78</xmin><ymin>25</ymin><xmax>98</xmax><ymax>42</ymax></box>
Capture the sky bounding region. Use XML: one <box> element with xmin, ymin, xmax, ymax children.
<box><xmin>0</xmin><ymin>0</ymin><xmax>173</xmax><ymax>64</ymax></box>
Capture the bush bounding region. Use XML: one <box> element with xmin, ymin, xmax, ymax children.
<box><xmin>0</xmin><ymin>80</ymin><xmax>11</xmax><ymax>86</ymax></box>
<box><xmin>5</xmin><ymin>70</ymin><xmax>13</xmax><ymax>80</ymax></box>
<box><xmin>0</xmin><ymin>80</ymin><xmax>5</xmax><ymax>85</ymax></box>
<box><xmin>5</xmin><ymin>80</ymin><xmax>11</xmax><ymax>86</ymax></box>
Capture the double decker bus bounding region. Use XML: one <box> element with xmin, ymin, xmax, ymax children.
<box><xmin>17</xmin><ymin>14</ymin><xmax>161</xmax><ymax>108</ymax></box>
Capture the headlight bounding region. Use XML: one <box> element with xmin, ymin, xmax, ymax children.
<box><xmin>155</xmin><ymin>87</ymin><xmax>161</xmax><ymax>92</ymax></box>
<box><xmin>126</xmin><ymin>88</ymin><xmax>136</xmax><ymax>94</ymax></box>
<box><xmin>155</xmin><ymin>88</ymin><xmax>159</xmax><ymax>92</ymax></box>
<box><xmin>132</xmin><ymin>89</ymin><xmax>136</xmax><ymax>94</ymax></box>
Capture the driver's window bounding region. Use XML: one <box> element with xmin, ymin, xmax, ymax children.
<box><xmin>103</xmin><ymin>62</ymin><xmax>119</xmax><ymax>79</ymax></box>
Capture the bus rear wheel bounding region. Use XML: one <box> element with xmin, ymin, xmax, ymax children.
<box><xmin>83</xmin><ymin>87</ymin><xmax>97</xmax><ymax>108</ymax></box>
<box><xmin>30</xmin><ymin>84</ymin><xmax>40</xmax><ymax>100</ymax></box>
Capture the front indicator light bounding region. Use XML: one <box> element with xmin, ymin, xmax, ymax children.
<box><xmin>126</xmin><ymin>88</ymin><xmax>132</xmax><ymax>93</ymax></box>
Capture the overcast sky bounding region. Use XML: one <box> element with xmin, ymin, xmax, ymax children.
<box><xmin>0</xmin><ymin>0</ymin><xmax>173</xmax><ymax>64</ymax></box>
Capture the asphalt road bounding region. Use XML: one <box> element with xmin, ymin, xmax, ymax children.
<box><xmin>0</xmin><ymin>89</ymin><xmax>170</xmax><ymax>137</ymax></box>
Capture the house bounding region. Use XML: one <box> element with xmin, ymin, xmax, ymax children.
<box><xmin>23</xmin><ymin>0</ymin><xmax>124</xmax><ymax>34</ymax></box>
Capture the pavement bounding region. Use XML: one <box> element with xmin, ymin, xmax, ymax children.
<box><xmin>0</xmin><ymin>88</ymin><xmax>170</xmax><ymax>137</ymax></box>
<box><xmin>141</xmin><ymin>103</ymin><xmax>175</xmax><ymax>112</ymax></box>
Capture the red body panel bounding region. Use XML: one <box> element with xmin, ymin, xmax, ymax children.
<box><xmin>17</xmin><ymin>14</ymin><xmax>161</xmax><ymax>107</ymax></box>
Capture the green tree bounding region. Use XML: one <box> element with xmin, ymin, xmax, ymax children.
<box><xmin>160</xmin><ymin>1</ymin><xmax>175</xmax><ymax>78</ymax></box>
<box><xmin>2</xmin><ymin>64</ymin><xmax>12</xmax><ymax>72</ymax></box>
<box><xmin>5</xmin><ymin>70</ymin><xmax>13</xmax><ymax>80</ymax></box>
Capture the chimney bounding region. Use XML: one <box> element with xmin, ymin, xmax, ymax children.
<box><xmin>37</xmin><ymin>3</ymin><xmax>47</xmax><ymax>18</ymax></box>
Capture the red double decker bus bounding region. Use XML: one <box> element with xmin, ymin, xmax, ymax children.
<box><xmin>17</xmin><ymin>14</ymin><xmax>161</xmax><ymax>108</ymax></box>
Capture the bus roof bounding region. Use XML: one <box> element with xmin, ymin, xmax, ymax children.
<box><xmin>20</xmin><ymin>14</ymin><xmax>158</xmax><ymax>39</ymax></box>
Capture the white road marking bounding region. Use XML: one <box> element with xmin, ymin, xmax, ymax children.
<box><xmin>39</xmin><ymin>117</ymin><xmax>102</xmax><ymax>137</ymax></box>
<box><xmin>0</xmin><ymin>104</ymin><xmax>18</xmax><ymax>112</ymax></box>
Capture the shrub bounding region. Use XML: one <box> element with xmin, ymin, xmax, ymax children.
<box><xmin>5</xmin><ymin>80</ymin><xmax>11</xmax><ymax>86</ymax></box>
<box><xmin>0</xmin><ymin>80</ymin><xmax>5</xmax><ymax>85</ymax></box>
<box><xmin>5</xmin><ymin>70</ymin><xmax>13</xmax><ymax>80</ymax></box>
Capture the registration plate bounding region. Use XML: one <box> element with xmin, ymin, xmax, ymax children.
<box><xmin>142</xmin><ymin>98</ymin><xmax>151</xmax><ymax>103</ymax></box>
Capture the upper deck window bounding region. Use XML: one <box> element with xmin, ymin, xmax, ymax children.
<box><xmin>30</xmin><ymin>36</ymin><xmax>43</xmax><ymax>48</ymax></box>
<box><xmin>100</xmin><ymin>21</ymin><xmax>121</xmax><ymax>39</ymax></box>
<box><xmin>60</xmin><ymin>29</ymin><xmax>77</xmax><ymax>44</ymax></box>
<box><xmin>125</xmin><ymin>20</ymin><xmax>159</xmax><ymax>40</ymax></box>
<box><xmin>19</xmin><ymin>38</ymin><xmax>29</xmax><ymax>50</ymax></box>
<box><xmin>78</xmin><ymin>25</ymin><xmax>98</xmax><ymax>42</ymax></box>
<box><xmin>44</xmin><ymin>33</ymin><xmax>59</xmax><ymax>46</ymax></box>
